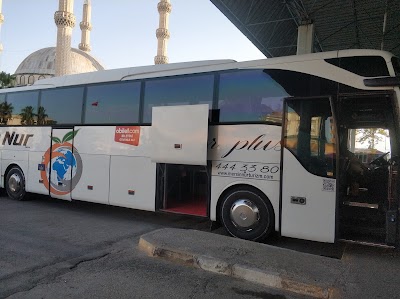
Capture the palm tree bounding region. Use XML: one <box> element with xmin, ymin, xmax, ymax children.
<box><xmin>20</xmin><ymin>106</ymin><xmax>35</xmax><ymax>125</ymax></box>
<box><xmin>36</xmin><ymin>106</ymin><xmax>48</xmax><ymax>125</ymax></box>
<box><xmin>0</xmin><ymin>72</ymin><xmax>15</xmax><ymax>88</ymax></box>
<box><xmin>0</xmin><ymin>102</ymin><xmax>13</xmax><ymax>125</ymax></box>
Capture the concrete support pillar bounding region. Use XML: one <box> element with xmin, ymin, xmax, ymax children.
<box><xmin>297</xmin><ymin>23</ymin><xmax>314</xmax><ymax>55</ymax></box>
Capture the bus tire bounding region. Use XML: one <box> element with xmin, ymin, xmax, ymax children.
<box><xmin>5</xmin><ymin>167</ymin><xmax>27</xmax><ymax>201</ymax></box>
<box><xmin>220</xmin><ymin>187</ymin><xmax>274</xmax><ymax>241</ymax></box>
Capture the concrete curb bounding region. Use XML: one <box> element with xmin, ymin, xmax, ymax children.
<box><xmin>138</xmin><ymin>237</ymin><xmax>339</xmax><ymax>299</ymax></box>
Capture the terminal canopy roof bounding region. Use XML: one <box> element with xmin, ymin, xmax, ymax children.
<box><xmin>210</xmin><ymin>0</ymin><xmax>400</xmax><ymax>58</ymax></box>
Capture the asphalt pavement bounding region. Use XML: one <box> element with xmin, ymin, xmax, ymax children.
<box><xmin>0</xmin><ymin>195</ymin><xmax>303</xmax><ymax>299</ymax></box>
<box><xmin>1</xmin><ymin>194</ymin><xmax>400</xmax><ymax>299</ymax></box>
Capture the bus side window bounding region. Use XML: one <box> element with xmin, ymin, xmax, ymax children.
<box><xmin>0</xmin><ymin>93</ymin><xmax>7</xmax><ymax>126</ymax></box>
<box><xmin>218</xmin><ymin>70</ymin><xmax>288</xmax><ymax>123</ymax></box>
<box><xmin>6</xmin><ymin>91</ymin><xmax>39</xmax><ymax>126</ymax></box>
<box><xmin>41</xmin><ymin>87</ymin><xmax>84</xmax><ymax>125</ymax></box>
<box><xmin>143</xmin><ymin>74</ymin><xmax>214</xmax><ymax>123</ymax></box>
<box><xmin>85</xmin><ymin>81</ymin><xmax>140</xmax><ymax>124</ymax></box>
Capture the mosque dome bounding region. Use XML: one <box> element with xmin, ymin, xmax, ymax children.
<box><xmin>14</xmin><ymin>47</ymin><xmax>104</xmax><ymax>85</ymax></box>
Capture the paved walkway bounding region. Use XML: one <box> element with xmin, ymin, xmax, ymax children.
<box><xmin>139</xmin><ymin>228</ymin><xmax>400</xmax><ymax>299</ymax></box>
<box><xmin>139</xmin><ymin>228</ymin><xmax>345</xmax><ymax>298</ymax></box>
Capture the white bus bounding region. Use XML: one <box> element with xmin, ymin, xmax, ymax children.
<box><xmin>1</xmin><ymin>49</ymin><xmax>399</xmax><ymax>246</ymax></box>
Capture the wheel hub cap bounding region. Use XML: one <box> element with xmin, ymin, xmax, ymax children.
<box><xmin>9</xmin><ymin>173</ymin><xmax>21</xmax><ymax>193</ymax></box>
<box><xmin>230</xmin><ymin>199</ymin><xmax>259</xmax><ymax>229</ymax></box>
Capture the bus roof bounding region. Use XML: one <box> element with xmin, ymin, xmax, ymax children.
<box><xmin>1</xmin><ymin>49</ymin><xmax>396</xmax><ymax>93</ymax></box>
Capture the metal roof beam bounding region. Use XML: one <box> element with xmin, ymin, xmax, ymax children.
<box><xmin>210</xmin><ymin>0</ymin><xmax>400</xmax><ymax>58</ymax></box>
<box><xmin>247</xmin><ymin>17</ymin><xmax>295</xmax><ymax>27</ymax></box>
<box><xmin>266</xmin><ymin>44</ymin><xmax>298</xmax><ymax>49</ymax></box>
<box><xmin>381</xmin><ymin>0</ymin><xmax>389</xmax><ymax>50</ymax></box>
<box><xmin>285</xmin><ymin>0</ymin><xmax>309</xmax><ymax>23</ymax></box>
<box><xmin>352</xmin><ymin>0</ymin><xmax>360</xmax><ymax>48</ymax></box>
<box><xmin>390</xmin><ymin>42</ymin><xmax>400</xmax><ymax>52</ymax></box>
<box><xmin>244</xmin><ymin>0</ymin><xmax>255</xmax><ymax>24</ymax></box>
<box><xmin>307</xmin><ymin>0</ymin><xmax>337</xmax><ymax>16</ymax></box>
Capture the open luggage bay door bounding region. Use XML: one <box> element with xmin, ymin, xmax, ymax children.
<box><xmin>150</xmin><ymin>104</ymin><xmax>209</xmax><ymax>166</ymax></box>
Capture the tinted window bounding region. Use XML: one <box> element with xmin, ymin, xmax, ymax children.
<box><xmin>0</xmin><ymin>93</ymin><xmax>8</xmax><ymax>125</ymax></box>
<box><xmin>392</xmin><ymin>57</ymin><xmax>400</xmax><ymax>76</ymax></box>
<box><xmin>325</xmin><ymin>56</ymin><xmax>389</xmax><ymax>77</ymax></box>
<box><xmin>218</xmin><ymin>70</ymin><xmax>288</xmax><ymax>123</ymax></box>
<box><xmin>6</xmin><ymin>91</ymin><xmax>39</xmax><ymax>125</ymax></box>
<box><xmin>143</xmin><ymin>75</ymin><xmax>214</xmax><ymax>123</ymax></box>
<box><xmin>85</xmin><ymin>81</ymin><xmax>141</xmax><ymax>124</ymax></box>
<box><xmin>284</xmin><ymin>98</ymin><xmax>336</xmax><ymax>178</ymax></box>
<box><xmin>41</xmin><ymin>87</ymin><xmax>84</xmax><ymax>125</ymax></box>
<box><xmin>266</xmin><ymin>69</ymin><xmax>342</xmax><ymax>96</ymax></box>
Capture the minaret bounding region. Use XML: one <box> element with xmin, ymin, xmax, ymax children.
<box><xmin>79</xmin><ymin>0</ymin><xmax>91</xmax><ymax>52</ymax></box>
<box><xmin>54</xmin><ymin>0</ymin><xmax>76</xmax><ymax>76</ymax></box>
<box><xmin>155</xmin><ymin>0</ymin><xmax>171</xmax><ymax>64</ymax></box>
<box><xmin>0</xmin><ymin>0</ymin><xmax>4</xmax><ymax>55</ymax></box>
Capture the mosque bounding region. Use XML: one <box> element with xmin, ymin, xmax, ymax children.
<box><xmin>0</xmin><ymin>0</ymin><xmax>172</xmax><ymax>86</ymax></box>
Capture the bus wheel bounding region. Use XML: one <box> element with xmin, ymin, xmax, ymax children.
<box><xmin>220</xmin><ymin>187</ymin><xmax>274</xmax><ymax>241</ymax></box>
<box><xmin>6</xmin><ymin>167</ymin><xmax>26</xmax><ymax>201</ymax></box>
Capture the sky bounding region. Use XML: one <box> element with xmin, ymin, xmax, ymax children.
<box><xmin>0</xmin><ymin>0</ymin><xmax>266</xmax><ymax>74</ymax></box>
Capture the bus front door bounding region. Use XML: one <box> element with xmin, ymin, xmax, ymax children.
<box><xmin>48</xmin><ymin>128</ymin><xmax>78</xmax><ymax>201</ymax></box>
<box><xmin>280</xmin><ymin>97</ymin><xmax>337</xmax><ymax>243</ymax></box>
<box><xmin>337</xmin><ymin>92</ymin><xmax>399</xmax><ymax>246</ymax></box>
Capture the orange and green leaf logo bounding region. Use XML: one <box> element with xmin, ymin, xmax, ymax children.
<box><xmin>40</xmin><ymin>130</ymin><xmax>83</xmax><ymax>196</ymax></box>
<box><xmin>51</xmin><ymin>129</ymin><xmax>79</xmax><ymax>144</ymax></box>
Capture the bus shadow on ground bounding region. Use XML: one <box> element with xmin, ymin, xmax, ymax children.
<box><xmin>10</xmin><ymin>193</ymin><xmax>213</xmax><ymax>230</ymax></box>
<box><xmin>6</xmin><ymin>192</ymin><xmax>345</xmax><ymax>259</ymax></box>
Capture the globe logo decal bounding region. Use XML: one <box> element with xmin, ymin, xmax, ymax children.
<box><xmin>41</xmin><ymin>130</ymin><xmax>83</xmax><ymax>195</ymax></box>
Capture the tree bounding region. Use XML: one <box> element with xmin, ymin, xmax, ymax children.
<box><xmin>356</xmin><ymin>128</ymin><xmax>389</xmax><ymax>149</ymax></box>
<box><xmin>20</xmin><ymin>106</ymin><xmax>35</xmax><ymax>125</ymax></box>
<box><xmin>0</xmin><ymin>72</ymin><xmax>15</xmax><ymax>88</ymax></box>
<box><xmin>0</xmin><ymin>102</ymin><xmax>13</xmax><ymax>125</ymax></box>
<box><xmin>36</xmin><ymin>106</ymin><xmax>48</xmax><ymax>125</ymax></box>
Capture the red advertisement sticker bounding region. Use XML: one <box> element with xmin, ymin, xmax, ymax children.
<box><xmin>114</xmin><ymin>126</ymin><xmax>140</xmax><ymax>146</ymax></box>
